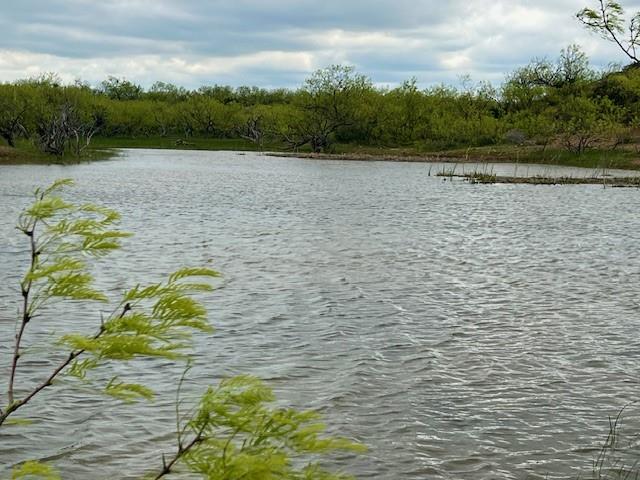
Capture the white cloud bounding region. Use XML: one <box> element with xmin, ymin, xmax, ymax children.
<box><xmin>0</xmin><ymin>49</ymin><xmax>319</xmax><ymax>87</ymax></box>
<box><xmin>440</xmin><ymin>53</ymin><xmax>473</xmax><ymax>71</ymax></box>
<box><xmin>1</xmin><ymin>0</ymin><xmax>640</xmax><ymax>88</ymax></box>
<box><xmin>303</xmin><ymin>29</ymin><xmax>425</xmax><ymax>50</ymax></box>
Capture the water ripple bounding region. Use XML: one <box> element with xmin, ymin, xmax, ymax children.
<box><xmin>1</xmin><ymin>150</ymin><xmax>640</xmax><ymax>479</ymax></box>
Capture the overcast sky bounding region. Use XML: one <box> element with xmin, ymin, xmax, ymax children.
<box><xmin>1</xmin><ymin>0</ymin><xmax>639</xmax><ymax>89</ymax></box>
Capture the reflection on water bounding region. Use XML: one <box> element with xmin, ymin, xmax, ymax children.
<box><xmin>1</xmin><ymin>150</ymin><xmax>640</xmax><ymax>479</ymax></box>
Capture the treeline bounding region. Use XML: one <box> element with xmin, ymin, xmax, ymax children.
<box><xmin>1</xmin><ymin>45</ymin><xmax>640</xmax><ymax>156</ymax></box>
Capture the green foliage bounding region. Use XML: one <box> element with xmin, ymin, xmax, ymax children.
<box><xmin>6</xmin><ymin>40</ymin><xmax>640</xmax><ymax>160</ymax></box>
<box><xmin>2</xmin><ymin>180</ymin><xmax>364</xmax><ymax>479</ymax></box>
<box><xmin>2</xmin><ymin>178</ymin><xmax>221</xmax><ymax>423</ymax></box>
<box><xmin>59</xmin><ymin>266</ymin><xmax>220</xmax><ymax>384</ymax></box>
<box><xmin>148</xmin><ymin>81</ymin><xmax>190</xmax><ymax>103</ymax></box>
<box><xmin>553</xmin><ymin>95</ymin><xmax>623</xmax><ymax>153</ymax></box>
<box><xmin>100</xmin><ymin>76</ymin><xmax>144</xmax><ymax>101</ymax></box>
<box><xmin>105</xmin><ymin>377</ymin><xmax>156</xmax><ymax>403</ymax></box>
<box><xmin>292</xmin><ymin>65</ymin><xmax>375</xmax><ymax>152</ymax></box>
<box><xmin>577</xmin><ymin>1</ymin><xmax>640</xmax><ymax>64</ymax></box>
<box><xmin>179</xmin><ymin>96</ymin><xmax>231</xmax><ymax>137</ymax></box>
<box><xmin>0</xmin><ymin>84</ymin><xmax>31</xmax><ymax>147</ymax></box>
<box><xmin>15</xmin><ymin>178</ymin><xmax>128</xmax><ymax>312</ymax></box>
<box><xmin>170</xmin><ymin>375</ymin><xmax>366</xmax><ymax>479</ymax></box>
<box><xmin>578</xmin><ymin>1</ymin><xmax>627</xmax><ymax>36</ymax></box>
<box><xmin>11</xmin><ymin>461</ymin><xmax>60</xmax><ymax>480</ymax></box>
<box><xmin>3</xmin><ymin>418</ymin><xmax>34</xmax><ymax>426</ymax></box>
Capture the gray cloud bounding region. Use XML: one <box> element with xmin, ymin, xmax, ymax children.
<box><xmin>1</xmin><ymin>0</ymin><xmax>640</xmax><ymax>88</ymax></box>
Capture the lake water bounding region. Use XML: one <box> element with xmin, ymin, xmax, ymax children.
<box><xmin>1</xmin><ymin>149</ymin><xmax>640</xmax><ymax>479</ymax></box>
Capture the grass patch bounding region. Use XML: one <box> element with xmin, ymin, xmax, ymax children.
<box><xmin>0</xmin><ymin>141</ymin><xmax>114</xmax><ymax>165</ymax></box>
<box><xmin>283</xmin><ymin>143</ymin><xmax>640</xmax><ymax>170</ymax></box>
<box><xmin>586</xmin><ymin>407</ymin><xmax>640</xmax><ymax>480</ymax></box>
<box><xmin>421</xmin><ymin>145</ymin><xmax>640</xmax><ymax>170</ymax></box>
<box><xmin>89</xmin><ymin>136</ymin><xmax>285</xmax><ymax>152</ymax></box>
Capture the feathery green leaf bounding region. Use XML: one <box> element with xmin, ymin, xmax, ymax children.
<box><xmin>105</xmin><ymin>377</ymin><xmax>155</xmax><ymax>403</ymax></box>
<box><xmin>11</xmin><ymin>461</ymin><xmax>60</xmax><ymax>480</ymax></box>
<box><xmin>168</xmin><ymin>267</ymin><xmax>220</xmax><ymax>284</ymax></box>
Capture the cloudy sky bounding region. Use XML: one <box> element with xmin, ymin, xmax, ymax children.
<box><xmin>1</xmin><ymin>0</ymin><xmax>639</xmax><ymax>89</ymax></box>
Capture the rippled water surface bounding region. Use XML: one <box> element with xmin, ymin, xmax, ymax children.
<box><xmin>2</xmin><ymin>150</ymin><xmax>640</xmax><ymax>479</ymax></box>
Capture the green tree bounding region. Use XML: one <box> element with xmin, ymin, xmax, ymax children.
<box><xmin>148</xmin><ymin>81</ymin><xmax>189</xmax><ymax>103</ymax></box>
<box><xmin>500</xmin><ymin>45</ymin><xmax>602</xmax><ymax>149</ymax></box>
<box><xmin>504</xmin><ymin>45</ymin><xmax>594</xmax><ymax>94</ymax></box>
<box><xmin>381</xmin><ymin>79</ymin><xmax>430</xmax><ymax>144</ymax></box>
<box><xmin>288</xmin><ymin>65</ymin><xmax>373</xmax><ymax>152</ymax></box>
<box><xmin>553</xmin><ymin>95</ymin><xmax>622</xmax><ymax>153</ymax></box>
<box><xmin>595</xmin><ymin>66</ymin><xmax>640</xmax><ymax>123</ymax></box>
<box><xmin>0</xmin><ymin>84</ymin><xmax>31</xmax><ymax>147</ymax></box>
<box><xmin>28</xmin><ymin>84</ymin><xmax>104</xmax><ymax>156</ymax></box>
<box><xmin>100</xmin><ymin>76</ymin><xmax>144</xmax><ymax>101</ymax></box>
<box><xmin>178</xmin><ymin>96</ymin><xmax>238</xmax><ymax>137</ymax></box>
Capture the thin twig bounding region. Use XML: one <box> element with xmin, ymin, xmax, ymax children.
<box><xmin>0</xmin><ymin>303</ymin><xmax>130</xmax><ymax>427</ymax></box>
<box><xmin>154</xmin><ymin>423</ymin><xmax>207</xmax><ymax>479</ymax></box>
<box><xmin>8</xmin><ymin>218</ymin><xmax>38</xmax><ymax>406</ymax></box>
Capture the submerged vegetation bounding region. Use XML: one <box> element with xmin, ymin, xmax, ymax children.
<box><xmin>437</xmin><ymin>170</ymin><xmax>640</xmax><ymax>186</ymax></box>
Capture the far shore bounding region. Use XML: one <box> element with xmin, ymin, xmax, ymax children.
<box><xmin>3</xmin><ymin>138</ymin><xmax>640</xmax><ymax>173</ymax></box>
<box><xmin>266</xmin><ymin>145</ymin><xmax>640</xmax><ymax>170</ymax></box>
<box><xmin>266</xmin><ymin>151</ymin><xmax>468</xmax><ymax>163</ymax></box>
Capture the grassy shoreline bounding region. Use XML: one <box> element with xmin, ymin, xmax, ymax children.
<box><xmin>3</xmin><ymin>136</ymin><xmax>640</xmax><ymax>171</ymax></box>
<box><xmin>90</xmin><ymin>136</ymin><xmax>640</xmax><ymax>170</ymax></box>
<box><xmin>276</xmin><ymin>144</ymin><xmax>640</xmax><ymax>170</ymax></box>
<box><xmin>0</xmin><ymin>144</ymin><xmax>115</xmax><ymax>165</ymax></box>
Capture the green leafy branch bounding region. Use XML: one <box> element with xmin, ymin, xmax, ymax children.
<box><xmin>1</xmin><ymin>179</ymin><xmax>219</xmax><ymax>427</ymax></box>
<box><xmin>577</xmin><ymin>0</ymin><xmax>640</xmax><ymax>63</ymax></box>
<box><xmin>11</xmin><ymin>460</ymin><xmax>61</xmax><ymax>480</ymax></box>
<box><xmin>3</xmin><ymin>179</ymin><xmax>364</xmax><ymax>479</ymax></box>
<box><xmin>154</xmin><ymin>374</ymin><xmax>365</xmax><ymax>480</ymax></box>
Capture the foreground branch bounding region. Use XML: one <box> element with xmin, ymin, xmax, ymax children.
<box><xmin>154</xmin><ymin>425</ymin><xmax>206</xmax><ymax>479</ymax></box>
<box><xmin>8</xmin><ymin>222</ymin><xmax>38</xmax><ymax>406</ymax></box>
<box><xmin>0</xmin><ymin>304</ymin><xmax>130</xmax><ymax>427</ymax></box>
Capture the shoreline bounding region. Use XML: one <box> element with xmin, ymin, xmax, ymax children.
<box><xmin>265</xmin><ymin>149</ymin><xmax>640</xmax><ymax>170</ymax></box>
<box><xmin>0</xmin><ymin>145</ymin><xmax>115</xmax><ymax>166</ymax></box>
<box><xmin>265</xmin><ymin>151</ymin><xmax>469</xmax><ymax>163</ymax></box>
<box><xmin>4</xmin><ymin>142</ymin><xmax>640</xmax><ymax>177</ymax></box>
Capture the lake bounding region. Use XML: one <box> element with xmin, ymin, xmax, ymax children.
<box><xmin>1</xmin><ymin>149</ymin><xmax>640</xmax><ymax>479</ymax></box>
